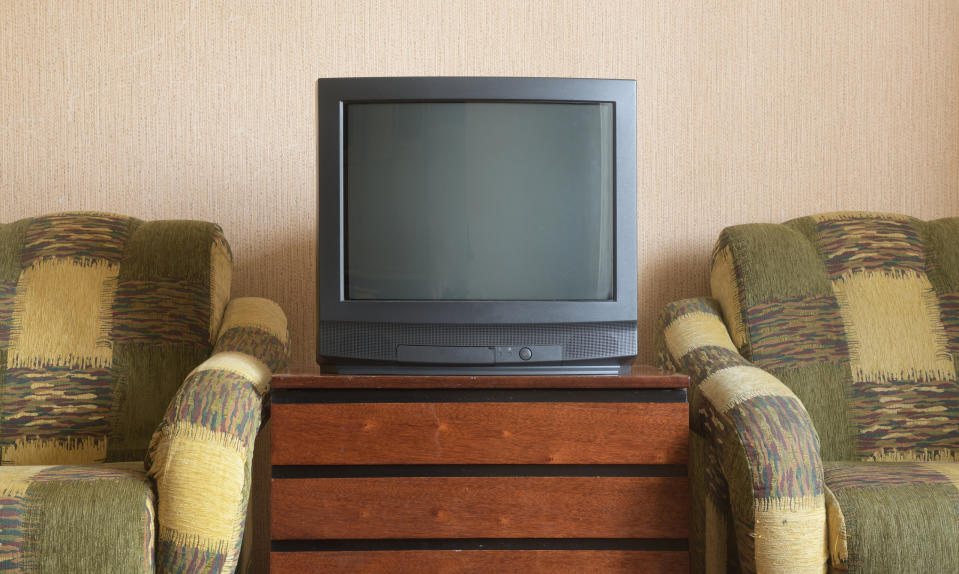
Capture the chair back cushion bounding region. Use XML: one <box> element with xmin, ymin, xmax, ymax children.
<box><xmin>711</xmin><ymin>212</ymin><xmax>958</xmax><ymax>462</ymax></box>
<box><xmin>0</xmin><ymin>212</ymin><xmax>231</xmax><ymax>465</ymax></box>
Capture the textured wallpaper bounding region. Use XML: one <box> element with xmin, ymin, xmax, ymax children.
<box><xmin>2</xmin><ymin>1</ymin><xmax>957</xmax><ymax>371</ymax></box>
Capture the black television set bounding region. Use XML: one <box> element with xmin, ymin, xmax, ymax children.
<box><xmin>317</xmin><ymin>77</ymin><xmax>637</xmax><ymax>374</ymax></box>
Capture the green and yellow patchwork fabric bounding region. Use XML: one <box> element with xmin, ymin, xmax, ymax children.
<box><xmin>147</xmin><ymin>297</ymin><xmax>288</xmax><ymax>573</ymax></box>
<box><xmin>659</xmin><ymin>299</ymin><xmax>827</xmax><ymax>574</ymax></box>
<box><xmin>0</xmin><ymin>212</ymin><xmax>287</xmax><ymax>572</ymax></box>
<box><xmin>823</xmin><ymin>462</ymin><xmax>959</xmax><ymax>573</ymax></box>
<box><xmin>0</xmin><ymin>462</ymin><xmax>155</xmax><ymax>572</ymax></box>
<box><xmin>711</xmin><ymin>213</ymin><xmax>958</xmax><ymax>462</ymax></box>
<box><xmin>659</xmin><ymin>212</ymin><xmax>959</xmax><ymax>574</ymax></box>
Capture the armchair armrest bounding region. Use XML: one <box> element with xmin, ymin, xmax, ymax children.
<box><xmin>658</xmin><ymin>298</ymin><xmax>827</xmax><ymax>574</ymax></box>
<box><xmin>146</xmin><ymin>297</ymin><xmax>288</xmax><ymax>574</ymax></box>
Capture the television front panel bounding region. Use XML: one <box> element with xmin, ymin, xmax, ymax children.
<box><xmin>317</xmin><ymin>77</ymin><xmax>637</xmax><ymax>374</ymax></box>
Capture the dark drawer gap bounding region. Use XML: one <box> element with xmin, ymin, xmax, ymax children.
<box><xmin>273</xmin><ymin>388</ymin><xmax>687</xmax><ymax>404</ymax></box>
<box><xmin>272</xmin><ymin>464</ymin><xmax>688</xmax><ymax>479</ymax></box>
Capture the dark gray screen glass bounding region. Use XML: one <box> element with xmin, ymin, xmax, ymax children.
<box><xmin>345</xmin><ymin>102</ymin><xmax>614</xmax><ymax>301</ymax></box>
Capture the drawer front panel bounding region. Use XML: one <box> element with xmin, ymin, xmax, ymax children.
<box><xmin>271</xmin><ymin>402</ymin><xmax>688</xmax><ymax>465</ymax></box>
<box><xmin>271</xmin><ymin>476</ymin><xmax>689</xmax><ymax>540</ymax></box>
<box><xmin>271</xmin><ymin>550</ymin><xmax>690</xmax><ymax>574</ymax></box>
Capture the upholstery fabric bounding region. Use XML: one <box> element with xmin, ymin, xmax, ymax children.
<box><xmin>0</xmin><ymin>212</ymin><xmax>231</xmax><ymax>465</ymax></box>
<box><xmin>657</xmin><ymin>212</ymin><xmax>959</xmax><ymax>574</ymax></box>
<box><xmin>822</xmin><ymin>462</ymin><xmax>959</xmax><ymax>573</ymax></box>
<box><xmin>658</xmin><ymin>298</ymin><xmax>827</xmax><ymax>574</ymax></box>
<box><xmin>0</xmin><ymin>212</ymin><xmax>288</xmax><ymax>573</ymax></box>
<box><xmin>710</xmin><ymin>212</ymin><xmax>958</xmax><ymax>462</ymax></box>
<box><xmin>146</xmin><ymin>297</ymin><xmax>288</xmax><ymax>572</ymax></box>
<box><xmin>0</xmin><ymin>462</ymin><xmax>154</xmax><ymax>572</ymax></box>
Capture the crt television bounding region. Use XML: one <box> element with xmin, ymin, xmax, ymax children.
<box><xmin>317</xmin><ymin>77</ymin><xmax>637</xmax><ymax>374</ymax></box>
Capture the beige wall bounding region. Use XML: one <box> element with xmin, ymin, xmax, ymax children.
<box><xmin>2</xmin><ymin>1</ymin><xmax>957</xmax><ymax>372</ymax></box>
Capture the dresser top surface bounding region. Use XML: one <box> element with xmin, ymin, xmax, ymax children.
<box><xmin>272</xmin><ymin>364</ymin><xmax>688</xmax><ymax>390</ymax></box>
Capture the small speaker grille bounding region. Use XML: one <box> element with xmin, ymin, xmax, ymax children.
<box><xmin>319</xmin><ymin>321</ymin><xmax>637</xmax><ymax>362</ymax></box>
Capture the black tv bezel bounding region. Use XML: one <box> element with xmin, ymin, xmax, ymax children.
<box><xmin>317</xmin><ymin>76</ymin><xmax>637</xmax><ymax>328</ymax></box>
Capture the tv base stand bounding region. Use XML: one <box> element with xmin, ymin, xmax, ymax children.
<box><xmin>270</xmin><ymin>365</ymin><xmax>690</xmax><ymax>573</ymax></box>
<box><xmin>330</xmin><ymin>360</ymin><xmax>631</xmax><ymax>376</ymax></box>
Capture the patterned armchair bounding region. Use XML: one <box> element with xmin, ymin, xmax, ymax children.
<box><xmin>0</xmin><ymin>213</ymin><xmax>288</xmax><ymax>573</ymax></box>
<box><xmin>656</xmin><ymin>212</ymin><xmax>959</xmax><ymax>574</ymax></box>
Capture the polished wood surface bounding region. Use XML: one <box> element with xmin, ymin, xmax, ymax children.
<box><xmin>271</xmin><ymin>476</ymin><xmax>689</xmax><ymax>540</ymax></box>
<box><xmin>272</xmin><ymin>365</ymin><xmax>688</xmax><ymax>389</ymax></box>
<box><xmin>272</xmin><ymin>402</ymin><xmax>688</xmax><ymax>465</ymax></box>
<box><xmin>271</xmin><ymin>550</ymin><xmax>690</xmax><ymax>574</ymax></box>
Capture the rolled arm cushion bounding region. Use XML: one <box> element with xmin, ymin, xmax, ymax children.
<box><xmin>658</xmin><ymin>297</ymin><xmax>827</xmax><ymax>573</ymax></box>
<box><xmin>145</xmin><ymin>297</ymin><xmax>289</xmax><ymax>573</ymax></box>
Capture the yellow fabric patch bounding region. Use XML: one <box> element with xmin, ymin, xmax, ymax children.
<box><xmin>209</xmin><ymin>238</ymin><xmax>232</xmax><ymax>344</ymax></box>
<box><xmin>9</xmin><ymin>259</ymin><xmax>117</xmax><ymax>369</ymax></box>
<box><xmin>831</xmin><ymin>271</ymin><xmax>954</xmax><ymax>383</ymax></box>
<box><xmin>704</xmin><ymin>494</ymin><xmax>728</xmax><ymax>574</ymax></box>
<box><xmin>754</xmin><ymin>495</ymin><xmax>828</xmax><ymax>574</ymax></box>
<box><xmin>193</xmin><ymin>351</ymin><xmax>271</xmax><ymax>393</ymax></box>
<box><xmin>823</xmin><ymin>486</ymin><xmax>848</xmax><ymax>568</ymax></box>
<box><xmin>700</xmin><ymin>365</ymin><xmax>798</xmax><ymax>414</ymax></box>
<box><xmin>664</xmin><ymin>311</ymin><xmax>739</xmax><ymax>359</ymax></box>
<box><xmin>710</xmin><ymin>245</ymin><xmax>748</xmax><ymax>351</ymax></box>
<box><xmin>0</xmin><ymin>465</ymin><xmax>45</xmax><ymax>496</ymax></box>
<box><xmin>218</xmin><ymin>297</ymin><xmax>288</xmax><ymax>345</ymax></box>
<box><xmin>0</xmin><ymin>436</ymin><xmax>107</xmax><ymax>465</ymax></box>
<box><xmin>153</xmin><ymin>428</ymin><xmax>246</xmax><ymax>548</ymax></box>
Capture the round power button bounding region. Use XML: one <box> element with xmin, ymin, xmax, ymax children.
<box><xmin>519</xmin><ymin>347</ymin><xmax>533</xmax><ymax>361</ymax></box>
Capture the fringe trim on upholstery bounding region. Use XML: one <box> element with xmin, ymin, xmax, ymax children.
<box><xmin>0</xmin><ymin>436</ymin><xmax>107</xmax><ymax>465</ymax></box>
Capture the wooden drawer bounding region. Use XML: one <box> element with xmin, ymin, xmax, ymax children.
<box><xmin>271</xmin><ymin>476</ymin><xmax>689</xmax><ymax>540</ymax></box>
<box><xmin>272</xmin><ymin>401</ymin><xmax>688</xmax><ymax>465</ymax></box>
<box><xmin>270</xmin><ymin>372</ymin><xmax>691</xmax><ymax>574</ymax></box>
<box><xmin>272</xmin><ymin>550</ymin><xmax>690</xmax><ymax>574</ymax></box>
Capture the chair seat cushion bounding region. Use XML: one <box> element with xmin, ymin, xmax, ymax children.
<box><xmin>0</xmin><ymin>462</ymin><xmax>155</xmax><ymax>573</ymax></box>
<box><xmin>824</xmin><ymin>461</ymin><xmax>959</xmax><ymax>573</ymax></box>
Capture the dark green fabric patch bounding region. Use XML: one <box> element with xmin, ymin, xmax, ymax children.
<box><xmin>772</xmin><ymin>362</ymin><xmax>855</xmax><ymax>461</ymax></box>
<box><xmin>783</xmin><ymin>215</ymin><xmax>821</xmax><ymax>247</ymax></box>
<box><xmin>828</xmin><ymin>480</ymin><xmax>959</xmax><ymax>573</ymax></box>
<box><xmin>688</xmin><ymin>433</ymin><xmax>707</xmax><ymax>574</ymax></box>
<box><xmin>118</xmin><ymin>220</ymin><xmax>223</xmax><ymax>283</ymax></box>
<box><xmin>720</xmin><ymin>223</ymin><xmax>833</xmax><ymax>307</ymax></box>
<box><xmin>0</xmin><ymin>279</ymin><xmax>15</xmax><ymax>347</ymax></box>
<box><xmin>0</xmin><ymin>218</ymin><xmax>30</xmax><ymax>281</ymax></box>
<box><xmin>922</xmin><ymin>217</ymin><xmax>959</xmax><ymax>294</ymax></box>
<box><xmin>106</xmin><ymin>343</ymin><xmax>210</xmax><ymax>462</ymax></box>
<box><xmin>22</xmin><ymin>467</ymin><xmax>154</xmax><ymax>572</ymax></box>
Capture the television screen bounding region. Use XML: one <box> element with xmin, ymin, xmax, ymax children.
<box><xmin>344</xmin><ymin>102</ymin><xmax>615</xmax><ymax>302</ymax></box>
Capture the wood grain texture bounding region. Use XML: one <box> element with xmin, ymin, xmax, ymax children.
<box><xmin>271</xmin><ymin>401</ymin><xmax>688</xmax><ymax>465</ymax></box>
<box><xmin>1</xmin><ymin>1</ymin><xmax>957</xmax><ymax>371</ymax></box>
<box><xmin>270</xmin><ymin>476</ymin><xmax>689</xmax><ymax>539</ymax></box>
<box><xmin>271</xmin><ymin>550</ymin><xmax>690</xmax><ymax>574</ymax></box>
<box><xmin>272</xmin><ymin>365</ymin><xmax>689</xmax><ymax>389</ymax></box>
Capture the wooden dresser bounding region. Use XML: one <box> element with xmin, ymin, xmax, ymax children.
<box><xmin>270</xmin><ymin>366</ymin><xmax>690</xmax><ymax>573</ymax></box>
